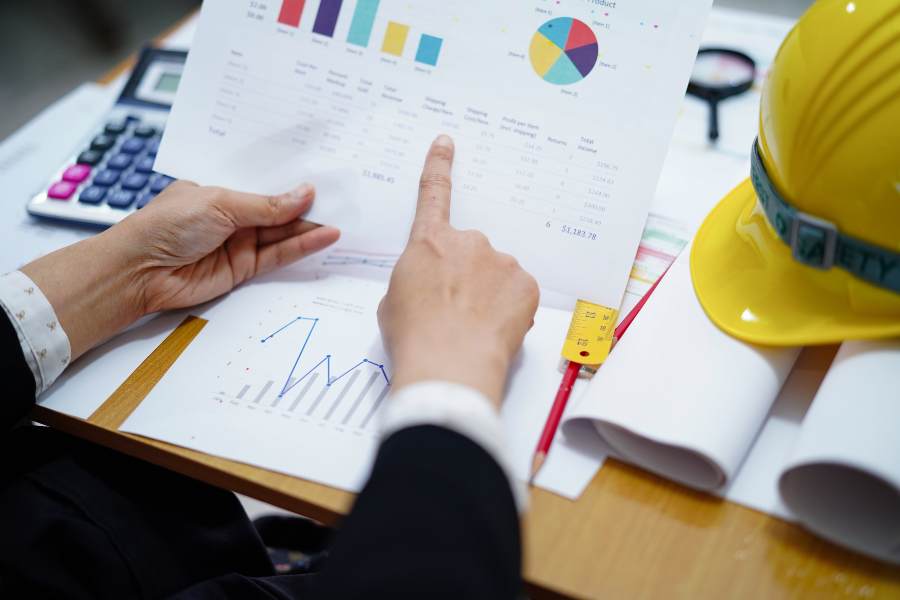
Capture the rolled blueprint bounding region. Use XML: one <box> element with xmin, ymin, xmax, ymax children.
<box><xmin>565</xmin><ymin>249</ymin><xmax>800</xmax><ymax>490</ymax></box>
<box><xmin>779</xmin><ymin>340</ymin><xmax>900</xmax><ymax>565</ymax></box>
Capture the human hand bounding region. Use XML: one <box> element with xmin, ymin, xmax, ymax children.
<box><xmin>22</xmin><ymin>182</ymin><xmax>339</xmax><ymax>360</ymax></box>
<box><xmin>378</xmin><ymin>136</ymin><xmax>540</xmax><ymax>408</ymax></box>
<box><xmin>119</xmin><ymin>181</ymin><xmax>340</xmax><ymax>313</ymax></box>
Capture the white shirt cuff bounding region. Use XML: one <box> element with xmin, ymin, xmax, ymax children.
<box><xmin>379</xmin><ymin>380</ymin><xmax>527</xmax><ymax>512</ymax></box>
<box><xmin>0</xmin><ymin>271</ymin><xmax>71</xmax><ymax>396</ymax></box>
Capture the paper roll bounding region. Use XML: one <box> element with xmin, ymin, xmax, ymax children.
<box><xmin>566</xmin><ymin>250</ymin><xmax>800</xmax><ymax>490</ymax></box>
<box><xmin>779</xmin><ymin>340</ymin><xmax>900</xmax><ymax>565</ymax></box>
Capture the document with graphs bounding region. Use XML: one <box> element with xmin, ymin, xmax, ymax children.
<box><xmin>156</xmin><ymin>0</ymin><xmax>711</xmax><ymax>307</ymax></box>
<box><xmin>121</xmin><ymin>269</ymin><xmax>588</xmax><ymax>492</ymax></box>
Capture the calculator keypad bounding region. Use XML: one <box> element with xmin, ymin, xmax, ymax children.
<box><xmin>45</xmin><ymin>115</ymin><xmax>171</xmax><ymax>213</ymax></box>
<box><xmin>79</xmin><ymin>186</ymin><xmax>107</xmax><ymax>204</ymax></box>
<box><xmin>108</xmin><ymin>154</ymin><xmax>133</xmax><ymax>170</ymax></box>
<box><xmin>76</xmin><ymin>150</ymin><xmax>103</xmax><ymax>166</ymax></box>
<box><xmin>107</xmin><ymin>190</ymin><xmax>136</xmax><ymax>209</ymax></box>
<box><xmin>48</xmin><ymin>181</ymin><xmax>77</xmax><ymax>200</ymax></box>
<box><xmin>62</xmin><ymin>165</ymin><xmax>92</xmax><ymax>184</ymax></box>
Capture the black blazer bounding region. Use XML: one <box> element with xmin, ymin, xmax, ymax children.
<box><xmin>0</xmin><ymin>310</ymin><xmax>521</xmax><ymax>599</ymax></box>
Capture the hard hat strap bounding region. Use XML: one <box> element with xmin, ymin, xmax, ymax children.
<box><xmin>751</xmin><ymin>139</ymin><xmax>900</xmax><ymax>294</ymax></box>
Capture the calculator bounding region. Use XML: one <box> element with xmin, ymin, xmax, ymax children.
<box><xmin>27</xmin><ymin>47</ymin><xmax>187</xmax><ymax>227</ymax></box>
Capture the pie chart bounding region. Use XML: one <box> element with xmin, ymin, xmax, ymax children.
<box><xmin>530</xmin><ymin>17</ymin><xmax>599</xmax><ymax>85</ymax></box>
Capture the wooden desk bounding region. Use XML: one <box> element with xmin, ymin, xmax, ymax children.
<box><xmin>33</xmin><ymin>318</ymin><xmax>900</xmax><ymax>599</ymax></box>
<box><xmin>29</xmin><ymin>14</ymin><xmax>900</xmax><ymax>600</ymax></box>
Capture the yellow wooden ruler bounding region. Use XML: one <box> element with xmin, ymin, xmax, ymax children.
<box><xmin>561</xmin><ymin>300</ymin><xmax>618</xmax><ymax>372</ymax></box>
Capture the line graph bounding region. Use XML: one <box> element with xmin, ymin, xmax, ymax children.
<box><xmin>261</xmin><ymin>316</ymin><xmax>391</xmax><ymax>398</ymax></box>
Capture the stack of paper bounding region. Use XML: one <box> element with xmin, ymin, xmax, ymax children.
<box><xmin>564</xmin><ymin>249</ymin><xmax>799</xmax><ymax>491</ymax></box>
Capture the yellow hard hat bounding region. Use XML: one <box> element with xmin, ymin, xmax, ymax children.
<box><xmin>690</xmin><ymin>0</ymin><xmax>900</xmax><ymax>346</ymax></box>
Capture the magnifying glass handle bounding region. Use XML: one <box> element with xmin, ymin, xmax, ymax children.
<box><xmin>708</xmin><ymin>99</ymin><xmax>720</xmax><ymax>142</ymax></box>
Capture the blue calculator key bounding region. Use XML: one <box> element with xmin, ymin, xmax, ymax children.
<box><xmin>136</xmin><ymin>190</ymin><xmax>156</xmax><ymax>209</ymax></box>
<box><xmin>145</xmin><ymin>138</ymin><xmax>161</xmax><ymax>156</ymax></box>
<box><xmin>90</xmin><ymin>134</ymin><xmax>116</xmax><ymax>151</ymax></box>
<box><xmin>107</xmin><ymin>153</ymin><xmax>133</xmax><ymax>170</ymax></box>
<box><xmin>150</xmin><ymin>175</ymin><xmax>174</xmax><ymax>194</ymax></box>
<box><xmin>135</xmin><ymin>156</ymin><xmax>155</xmax><ymax>173</ymax></box>
<box><xmin>77</xmin><ymin>150</ymin><xmax>104</xmax><ymax>166</ymax></box>
<box><xmin>79</xmin><ymin>186</ymin><xmax>107</xmax><ymax>205</ymax></box>
<box><xmin>104</xmin><ymin>121</ymin><xmax>127</xmax><ymax>135</ymax></box>
<box><xmin>121</xmin><ymin>138</ymin><xmax>145</xmax><ymax>154</ymax></box>
<box><xmin>134</xmin><ymin>125</ymin><xmax>157</xmax><ymax>138</ymax></box>
<box><xmin>122</xmin><ymin>173</ymin><xmax>149</xmax><ymax>191</ymax></box>
<box><xmin>93</xmin><ymin>169</ymin><xmax>120</xmax><ymax>187</ymax></box>
<box><xmin>107</xmin><ymin>190</ymin><xmax>136</xmax><ymax>209</ymax></box>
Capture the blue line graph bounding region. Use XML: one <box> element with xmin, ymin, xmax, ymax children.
<box><xmin>261</xmin><ymin>316</ymin><xmax>390</xmax><ymax>398</ymax></box>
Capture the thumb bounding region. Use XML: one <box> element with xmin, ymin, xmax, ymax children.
<box><xmin>211</xmin><ymin>184</ymin><xmax>315</xmax><ymax>228</ymax></box>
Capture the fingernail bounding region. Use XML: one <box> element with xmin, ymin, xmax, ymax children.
<box><xmin>290</xmin><ymin>184</ymin><xmax>315</xmax><ymax>201</ymax></box>
<box><xmin>434</xmin><ymin>134</ymin><xmax>453</xmax><ymax>148</ymax></box>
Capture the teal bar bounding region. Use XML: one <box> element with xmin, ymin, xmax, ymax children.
<box><xmin>415</xmin><ymin>34</ymin><xmax>443</xmax><ymax>66</ymax></box>
<box><xmin>347</xmin><ymin>0</ymin><xmax>380</xmax><ymax>47</ymax></box>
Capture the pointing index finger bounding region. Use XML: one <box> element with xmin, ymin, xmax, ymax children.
<box><xmin>413</xmin><ymin>135</ymin><xmax>455</xmax><ymax>235</ymax></box>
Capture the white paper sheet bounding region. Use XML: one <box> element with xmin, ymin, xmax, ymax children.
<box><xmin>779</xmin><ymin>340</ymin><xmax>900</xmax><ymax>565</ymax></box>
<box><xmin>121</xmin><ymin>269</ymin><xmax>582</xmax><ymax>491</ymax></box>
<box><xmin>536</xmin><ymin>7</ymin><xmax>799</xmax><ymax>501</ymax></box>
<box><xmin>155</xmin><ymin>0</ymin><xmax>711</xmax><ymax>306</ymax></box>
<box><xmin>38</xmin><ymin>313</ymin><xmax>187</xmax><ymax>419</ymax></box>
<box><xmin>564</xmin><ymin>250</ymin><xmax>799</xmax><ymax>490</ymax></box>
<box><xmin>720</xmin><ymin>344</ymin><xmax>835</xmax><ymax>518</ymax></box>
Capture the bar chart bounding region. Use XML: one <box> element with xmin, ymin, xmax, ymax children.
<box><xmin>221</xmin><ymin>369</ymin><xmax>390</xmax><ymax>431</ymax></box>
<box><xmin>381</xmin><ymin>21</ymin><xmax>410</xmax><ymax>56</ymax></box>
<box><xmin>415</xmin><ymin>33</ymin><xmax>443</xmax><ymax>66</ymax></box>
<box><xmin>347</xmin><ymin>0</ymin><xmax>380</xmax><ymax>47</ymax></box>
<box><xmin>211</xmin><ymin>309</ymin><xmax>392</xmax><ymax>431</ymax></box>
<box><xmin>312</xmin><ymin>0</ymin><xmax>344</xmax><ymax>37</ymax></box>
<box><xmin>273</xmin><ymin>0</ymin><xmax>444</xmax><ymax>66</ymax></box>
<box><xmin>277</xmin><ymin>0</ymin><xmax>306</xmax><ymax>28</ymax></box>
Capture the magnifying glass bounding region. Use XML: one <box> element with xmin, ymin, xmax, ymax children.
<box><xmin>687</xmin><ymin>48</ymin><xmax>757</xmax><ymax>142</ymax></box>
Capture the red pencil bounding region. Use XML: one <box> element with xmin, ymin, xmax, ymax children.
<box><xmin>529</xmin><ymin>359</ymin><xmax>581</xmax><ymax>481</ymax></box>
<box><xmin>528</xmin><ymin>265</ymin><xmax>672</xmax><ymax>484</ymax></box>
<box><xmin>612</xmin><ymin>264</ymin><xmax>671</xmax><ymax>345</ymax></box>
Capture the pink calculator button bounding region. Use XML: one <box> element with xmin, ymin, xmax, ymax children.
<box><xmin>47</xmin><ymin>181</ymin><xmax>77</xmax><ymax>200</ymax></box>
<box><xmin>62</xmin><ymin>164</ymin><xmax>92</xmax><ymax>183</ymax></box>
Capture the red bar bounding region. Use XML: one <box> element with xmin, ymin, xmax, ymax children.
<box><xmin>278</xmin><ymin>0</ymin><xmax>306</xmax><ymax>28</ymax></box>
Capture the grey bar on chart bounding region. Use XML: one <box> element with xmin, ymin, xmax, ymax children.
<box><xmin>272</xmin><ymin>378</ymin><xmax>296</xmax><ymax>408</ymax></box>
<box><xmin>324</xmin><ymin>370</ymin><xmax>360</xmax><ymax>421</ymax></box>
<box><xmin>306</xmin><ymin>384</ymin><xmax>332</xmax><ymax>417</ymax></box>
<box><xmin>289</xmin><ymin>373</ymin><xmax>319</xmax><ymax>412</ymax></box>
<box><xmin>236</xmin><ymin>384</ymin><xmax>250</xmax><ymax>400</ymax></box>
<box><xmin>253</xmin><ymin>380</ymin><xmax>274</xmax><ymax>404</ymax></box>
<box><xmin>342</xmin><ymin>371</ymin><xmax>380</xmax><ymax>426</ymax></box>
<box><xmin>359</xmin><ymin>383</ymin><xmax>391</xmax><ymax>429</ymax></box>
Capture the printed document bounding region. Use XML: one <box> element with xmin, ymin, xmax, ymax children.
<box><xmin>156</xmin><ymin>0</ymin><xmax>711</xmax><ymax>306</ymax></box>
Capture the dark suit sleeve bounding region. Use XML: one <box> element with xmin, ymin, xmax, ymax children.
<box><xmin>175</xmin><ymin>425</ymin><xmax>522</xmax><ymax>600</ymax></box>
<box><xmin>310</xmin><ymin>425</ymin><xmax>522</xmax><ymax>599</ymax></box>
<box><xmin>1</xmin><ymin>310</ymin><xmax>37</xmax><ymax>431</ymax></box>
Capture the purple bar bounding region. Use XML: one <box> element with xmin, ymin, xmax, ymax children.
<box><xmin>312</xmin><ymin>0</ymin><xmax>343</xmax><ymax>37</ymax></box>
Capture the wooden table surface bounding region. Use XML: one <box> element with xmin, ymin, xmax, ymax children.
<box><xmin>30</xmin><ymin>12</ymin><xmax>900</xmax><ymax>600</ymax></box>
<box><xmin>32</xmin><ymin>317</ymin><xmax>900</xmax><ymax>599</ymax></box>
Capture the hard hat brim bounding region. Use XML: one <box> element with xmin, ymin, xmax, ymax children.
<box><xmin>690</xmin><ymin>178</ymin><xmax>900</xmax><ymax>346</ymax></box>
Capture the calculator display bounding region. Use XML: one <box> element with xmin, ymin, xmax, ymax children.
<box><xmin>155</xmin><ymin>72</ymin><xmax>181</xmax><ymax>94</ymax></box>
<box><xmin>133</xmin><ymin>55</ymin><xmax>185</xmax><ymax>107</ymax></box>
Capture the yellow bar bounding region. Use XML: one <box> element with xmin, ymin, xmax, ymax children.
<box><xmin>382</xmin><ymin>21</ymin><xmax>410</xmax><ymax>57</ymax></box>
